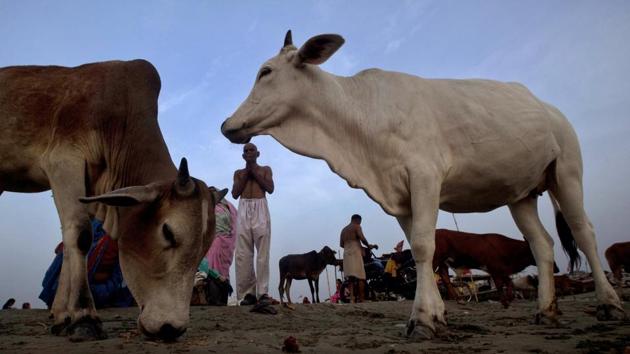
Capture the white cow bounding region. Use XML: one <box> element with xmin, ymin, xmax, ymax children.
<box><xmin>221</xmin><ymin>31</ymin><xmax>625</xmax><ymax>337</ymax></box>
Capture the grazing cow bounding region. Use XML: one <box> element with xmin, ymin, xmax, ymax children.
<box><xmin>605</xmin><ymin>242</ymin><xmax>630</xmax><ymax>285</ymax></box>
<box><xmin>278</xmin><ymin>246</ymin><xmax>337</xmax><ymax>304</ymax></box>
<box><xmin>221</xmin><ymin>31</ymin><xmax>625</xmax><ymax>337</ymax></box>
<box><xmin>513</xmin><ymin>275</ymin><xmax>538</xmax><ymax>300</ymax></box>
<box><xmin>0</xmin><ymin>60</ymin><xmax>227</xmax><ymax>341</ymax></box>
<box><xmin>513</xmin><ymin>274</ymin><xmax>576</xmax><ymax>300</ymax></box>
<box><xmin>433</xmin><ymin>229</ymin><xmax>560</xmax><ymax>308</ymax></box>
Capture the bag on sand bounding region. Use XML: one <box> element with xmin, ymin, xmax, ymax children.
<box><xmin>190</xmin><ymin>277</ymin><xmax>233</xmax><ymax>306</ymax></box>
<box><xmin>205</xmin><ymin>277</ymin><xmax>233</xmax><ymax>306</ymax></box>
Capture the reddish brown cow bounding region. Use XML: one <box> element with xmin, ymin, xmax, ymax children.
<box><xmin>605</xmin><ymin>242</ymin><xmax>630</xmax><ymax>284</ymax></box>
<box><xmin>434</xmin><ymin>229</ymin><xmax>559</xmax><ymax>308</ymax></box>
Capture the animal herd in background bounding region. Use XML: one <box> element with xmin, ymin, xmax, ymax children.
<box><xmin>277</xmin><ymin>231</ymin><xmax>629</xmax><ymax>308</ymax></box>
<box><xmin>0</xmin><ymin>29</ymin><xmax>627</xmax><ymax>344</ymax></box>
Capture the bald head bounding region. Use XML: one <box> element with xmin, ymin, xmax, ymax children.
<box><xmin>242</xmin><ymin>143</ymin><xmax>260</xmax><ymax>163</ymax></box>
<box><xmin>243</xmin><ymin>143</ymin><xmax>258</xmax><ymax>152</ymax></box>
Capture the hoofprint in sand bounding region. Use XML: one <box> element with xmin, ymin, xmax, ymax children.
<box><xmin>1</xmin><ymin>293</ymin><xmax>628</xmax><ymax>353</ymax></box>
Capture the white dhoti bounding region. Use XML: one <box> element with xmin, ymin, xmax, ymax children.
<box><xmin>235</xmin><ymin>198</ymin><xmax>271</xmax><ymax>300</ymax></box>
<box><xmin>343</xmin><ymin>238</ymin><xmax>366</xmax><ymax>280</ymax></box>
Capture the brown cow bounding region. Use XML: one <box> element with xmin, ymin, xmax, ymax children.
<box><xmin>605</xmin><ymin>242</ymin><xmax>630</xmax><ymax>285</ymax></box>
<box><xmin>0</xmin><ymin>60</ymin><xmax>227</xmax><ymax>341</ymax></box>
<box><xmin>433</xmin><ymin>229</ymin><xmax>559</xmax><ymax>308</ymax></box>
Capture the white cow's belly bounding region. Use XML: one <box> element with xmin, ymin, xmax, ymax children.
<box><xmin>438</xmin><ymin>131</ymin><xmax>559</xmax><ymax>213</ymax></box>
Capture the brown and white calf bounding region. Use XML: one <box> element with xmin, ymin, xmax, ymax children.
<box><xmin>0</xmin><ymin>60</ymin><xmax>226</xmax><ymax>341</ymax></box>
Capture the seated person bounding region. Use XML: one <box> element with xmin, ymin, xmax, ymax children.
<box><xmin>384</xmin><ymin>241</ymin><xmax>405</xmax><ymax>277</ymax></box>
<box><xmin>39</xmin><ymin>219</ymin><xmax>134</xmax><ymax>309</ymax></box>
<box><xmin>192</xmin><ymin>199</ymin><xmax>237</xmax><ymax>306</ymax></box>
<box><xmin>2</xmin><ymin>298</ymin><xmax>15</xmax><ymax>310</ymax></box>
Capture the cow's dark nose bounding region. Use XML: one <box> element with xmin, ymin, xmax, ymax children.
<box><xmin>157</xmin><ymin>323</ymin><xmax>186</xmax><ymax>342</ymax></box>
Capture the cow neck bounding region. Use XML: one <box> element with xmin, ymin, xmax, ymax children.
<box><xmin>91</xmin><ymin>120</ymin><xmax>177</xmax><ymax>238</ymax></box>
<box><xmin>102</xmin><ymin>119</ymin><xmax>176</xmax><ymax>192</ymax></box>
<box><xmin>267</xmin><ymin>71</ymin><xmax>405</xmax><ymax>215</ymax></box>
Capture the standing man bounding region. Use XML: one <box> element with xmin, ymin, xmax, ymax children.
<box><xmin>232</xmin><ymin>143</ymin><xmax>274</xmax><ymax>305</ymax></box>
<box><xmin>340</xmin><ymin>214</ymin><xmax>377</xmax><ymax>303</ymax></box>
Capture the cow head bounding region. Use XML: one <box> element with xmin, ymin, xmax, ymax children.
<box><xmin>80</xmin><ymin>158</ymin><xmax>227</xmax><ymax>341</ymax></box>
<box><xmin>221</xmin><ymin>30</ymin><xmax>345</xmax><ymax>143</ymax></box>
<box><xmin>319</xmin><ymin>245</ymin><xmax>338</xmax><ymax>265</ymax></box>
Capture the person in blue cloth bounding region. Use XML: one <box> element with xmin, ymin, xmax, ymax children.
<box><xmin>39</xmin><ymin>219</ymin><xmax>134</xmax><ymax>309</ymax></box>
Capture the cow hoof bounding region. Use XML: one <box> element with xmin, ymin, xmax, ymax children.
<box><xmin>596</xmin><ymin>304</ymin><xmax>627</xmax><ymax>321</ymax></box>
<box><xmin>533</xmin><ymin>312</ymin><xmax>560</xmax><ymax>327</ymax></box>
<box><xmin>68</xmin><ymin>317</ymin><xmax>107</xmax><ymax>342</ymax></box>
<box><xmin>405</xmin><ymin>320</ymin><xmax>435</xmax><ymax>340</ymax></box>
<box><xmin>50</xmin><ymin>316</ymin><xmax>72</xmax><ymax>336</ymax></box>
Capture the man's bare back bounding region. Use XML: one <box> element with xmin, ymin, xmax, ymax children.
<box><xmin>340</xmin><ymin>215</ymin><xmax>376</xmax><ymax>250</ymax></box>
<box><xmin>340</xmin><ymin>223</ymin><xmax>365</xmax><ymax>248</ymax></box>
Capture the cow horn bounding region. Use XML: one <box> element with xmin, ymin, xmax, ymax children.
<box><xmin>284</xmin><ymin>30</ymin><xmax>293</xmax><ymax>47</ymax></box>
<box><xmin>176</xmin><ymin>157</ymin><xmax>195</xmax><ymax>196</ymax></box>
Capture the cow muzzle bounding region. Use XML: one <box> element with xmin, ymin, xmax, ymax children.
<box><xmin>139</xmin><ymin>319</ymin><xmax>187</xmax><ymax>342</ymax></box>
<box><xmin>221</xmin><ymin>118</ymin><xmax>251</xmax><ymax>144</ymax></box>
<box><xmin>138</xmin><ymin>306</ymin><xmax>188</xmax><ymax>342</ymax></box>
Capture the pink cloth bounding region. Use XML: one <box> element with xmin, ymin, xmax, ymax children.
<box><xmin>330</xmin><ymin>291</ymin><xmax>341</xmax><ymax>303</ymax></box>
<box><xmin>205</xmin><ymin>200</ymin><xmax>238</xmax><ymax>278</ymax></box>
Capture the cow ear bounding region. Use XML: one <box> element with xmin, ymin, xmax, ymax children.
<box><xmin>79</xmin><ymin>185</ymin><xmax>160</xmax><ymax>206</ymax></box>
<box><xmin>296</xmin><ymin>34</ymin><xmax>345</xmax><ymax>66</ymax></box>
<box><xmin>209</xmin><ymin>187</ymin><xmax>229</xmax><ymax>205</ymax></box>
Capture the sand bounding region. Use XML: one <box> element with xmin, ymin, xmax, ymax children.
<box><xmin>1</xmin><ymin>293</ymin><xmax>629</xmax><ymax>353</ymax></box>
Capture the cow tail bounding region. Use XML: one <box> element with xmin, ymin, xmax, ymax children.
<box><xmin>549</xmin><ymin>193</ymin><xmax>581</xmax><ymax>272</ymax></box>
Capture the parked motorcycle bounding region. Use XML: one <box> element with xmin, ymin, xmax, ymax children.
<box><xmin>339</xmin><ymin>248</ymin><xmax>417</xmax><ymax>302</ymax></box>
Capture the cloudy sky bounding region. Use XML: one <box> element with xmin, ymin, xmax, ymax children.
<box><xmin>1</xmin><ymin>1</ymin><xmax>629</xmax><ymax>308</ymax></box>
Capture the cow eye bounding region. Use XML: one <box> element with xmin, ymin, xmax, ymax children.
<box><xmin>162</xmin><ymin>224</ymin><xmax>176</xmax><ymax>248</ymax></box>
<box><xmin>257</xmin><ymin>67</ymin><xmax>272</xmax><ymax>81</ymax></box>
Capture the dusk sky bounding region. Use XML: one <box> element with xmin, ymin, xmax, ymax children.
<box><xmin>1</xmin><ymin>1</ymin><xmax>629</xmax><ymax>307</ymax></box>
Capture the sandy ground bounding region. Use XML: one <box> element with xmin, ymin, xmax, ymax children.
<box><xmin>1</xmin><ymin>293</ymin><xmax>629</xmax><ymax>353</ymax></box>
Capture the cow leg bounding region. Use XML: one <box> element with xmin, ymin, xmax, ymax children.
<box><xmin>606</xmin><ymin>257</ymin><xmax>622</xmax><ymax>286</ymax></box>
<box><xmin>47</xmin><ymin>157</ymin><xmax>105</xmax><ymax>340</ymax></box>
<box><xmin>506</xmin><ymin>278</ymin><xmax>514</xmax><ymax>304</ymax></box>
<box><xmin>307</xmin><ymin>278</ymin><xmax>315</xmax><ymax>303</ymax></box>
<box><xmin>508</xmin><ymin>196</ymin><xmax>559</xmax><ymax>324</ymax></box>
<box><xmin>285</xmin><ymin>278</ymin><xmax>293</xmax><ymax>304</ymax></box>
<box><xmin>278</xmin><ymin>274</ymin><xmax>285</xmax><ymax>304</ymax></box>
<box><xmin>314</xmin><ymin>277</ymin><xmax>320</xmax><ymax>303</ymax></box>
<box><xmin>397</xmin><ymin>182</ymin><xmax>444</xmax><ymax>339</ymax></box>
<box><xmin>550</xmin><ymin>171</ymin><xmax>625</xmax><ymax>320</ymax></box>
<box><xmin>492</xmin><ymin>276</ymin><xmax>506</xmax><ymax>308</ymax></box>
<box><xmin>493</xmin><ymin>276</ymin><xmax>512</xmax><ymax>308</ymax></box>
<box><xmin>438</xmin><ymin>265</ymin><xmax>457</xmax><ymax>300</ymax></box>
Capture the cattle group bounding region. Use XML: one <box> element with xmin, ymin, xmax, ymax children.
<box><xmin>1</xmin><ymin>30</ymin><xmax>626</xmax><ymax>343</ymax></box>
